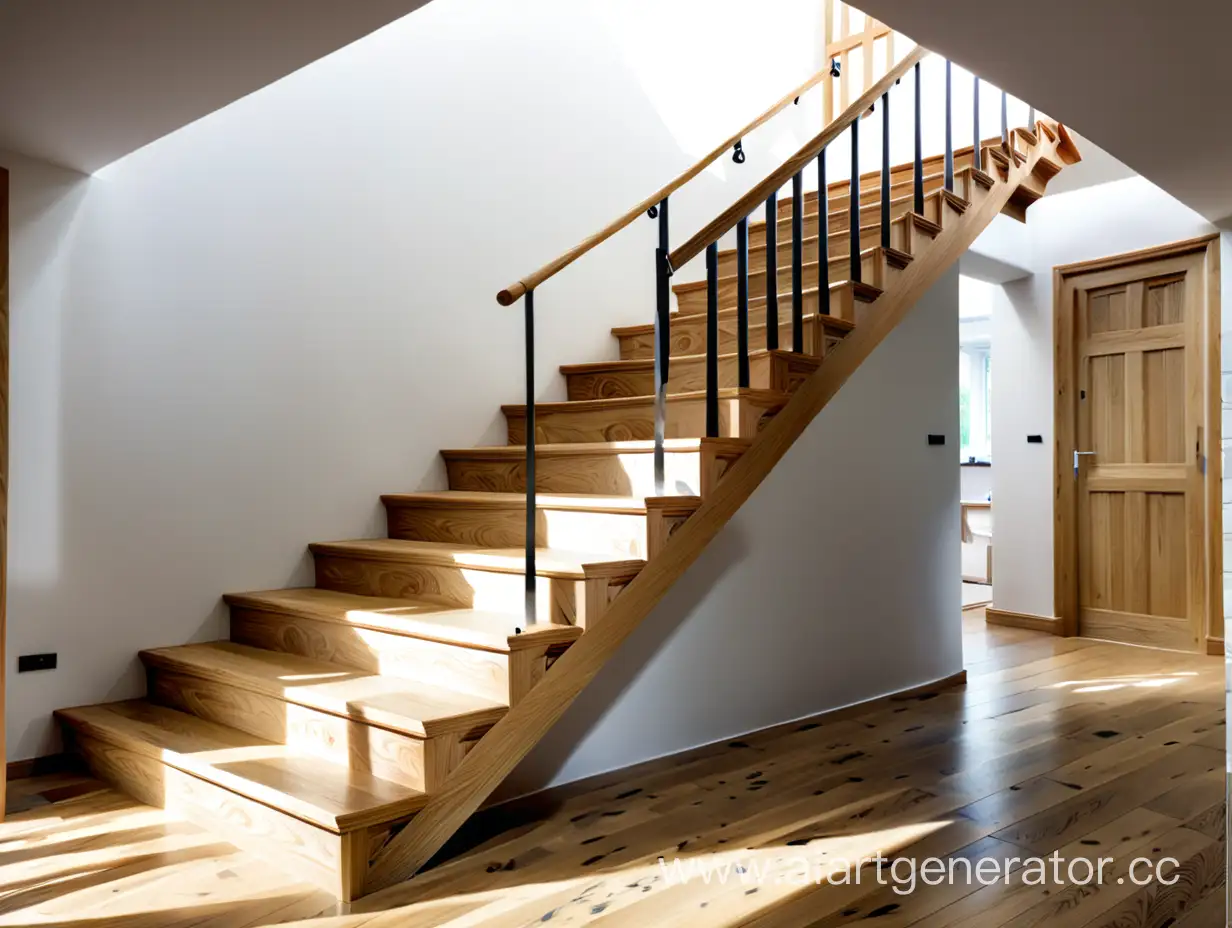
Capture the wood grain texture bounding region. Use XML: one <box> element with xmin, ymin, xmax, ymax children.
<box><xmin>674</xmin><ymin>246</ymin><xmax>899</xmax><ymax>314</ymax></box>
<box><xmin>22</xmin><ymin>612</ymin><xmax>1223</xmax><ymax>924</ymax></box>
<box><xmin>226</xmin><ymin>588</ymin><xmax>523</xmax><ymax>652</ymax></box>
<box><xmin>1053</xmin><ymin>235</ymin><xmax>1218</xmax><ymax>652</ymax></box>
<box><xmin>442</xmin><ymin>438</ymin><xmax>748</xmax><ymax>498</ymax></box>
<box><xmin>562</xmin><ymin>349</ymin><xmax>820</xmax><ymax>400</ymax></box>
<box><xmin>57</xmin><ymin>701</ymin><xmax>426</xmax><ymax>833</ymax></box>
<box><xmin>613</xmin><ymin>292</ymin><xmax>859</xmax><ymax>361</ymax></box>
<box><xmin>147</xmin><ymin>666</ymin><xmax>429</xmax><ymax>791</ymax></box>
<box><xmin>985</xmin><ymin>606</ymin><xmax>1062</xmax><ymax>634</ymax></box>
<box><xmin>365</xmin><ymin>120</ymin><xmax>1082</xmax><ymax>892</ymax></box>
<box><xmin>229</xmin><ymin>607</ymin><xmax>511</xmax><ymax>705</ymax></box>
<box><xmin>384</xmin><ymin>490</ymin><xmax>699</xmax><ymax>560</ymax></box>
<box><xmin>496</xmin><ymin>62</ymin><xmax>838</xmax><ymax>305</ymax></box>
<box><xmin>502</xmin><ymin>389</ymin><xmax>789</xmax><ymax>444</ymax></box>
<box><xmin>69</xmin><ymin>732</ymin><xmax>354</xmax><ymax>899</ymax></box>
<box><xmin>142</xmin><ymin>642</ymin><xmax>507</xmax><ymax>741</ymax></box>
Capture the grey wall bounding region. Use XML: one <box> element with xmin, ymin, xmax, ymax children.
<box><xmin>504</xmin><ymin>268</ymin><xmax>964</xmax><ymax>796</ymax></box>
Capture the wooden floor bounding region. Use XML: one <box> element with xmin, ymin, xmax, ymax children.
<box><xmin>2</xmin><ymin>610</ymin><xmax>1224</xmax><ymax>927</ymax></box>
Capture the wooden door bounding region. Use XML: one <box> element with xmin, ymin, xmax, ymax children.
<box><xmin>1055</xmin><ymin>236</ymin><xmax>1220</xmax><ymax>652</ymax></box>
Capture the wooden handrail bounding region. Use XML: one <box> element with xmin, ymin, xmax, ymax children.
<box><xmin>669</xmin><ymin>45</ymin><xmax>927</xmax><ymax>273</ymax></box>
<box><xmin>495</xmin><ymin>63</ymin><xmax>838</xmax><ymax>306</ymax></box>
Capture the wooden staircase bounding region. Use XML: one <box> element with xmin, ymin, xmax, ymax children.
<box><xmin>55</xmin><ymin>69</ymin><xmax>1081</xmax><ymax>897</ymax></box>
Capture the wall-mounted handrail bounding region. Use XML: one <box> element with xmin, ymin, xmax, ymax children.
<box><xmin>495</xmin><ymin>63</ymin><xmax>837</xmax><ymax>307</ymax></box>
<box><xmin>668</xmin><ymin>46</ymin><xmax>926</xmax><ymax>274</ymax></box>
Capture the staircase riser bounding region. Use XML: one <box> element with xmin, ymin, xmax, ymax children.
<box><xmin>567</xmin><ymin>351</ymin><xmax>818</xmax><ymax>402</ymax></box>
<box><xmin>721</xmin><ymin>224</ymin><xmax>886</xmax><ymax>276</ymax></box>
<box><xmin>230</xmin><ymin>607</ymin><xmax>511</xmax><ymax>705</ymax></box>
<box><xmin>750</xmin><ymin>183</ymin><xmax>946</xmax><ymax>247</ymax></box>
<box><xmin>67</xmin><ymin>730</ymin><xmax>361</xmax><ymax>899</ymax></box>
<box><xmin>618</xmin><ymin>310</ymin><xmax>851</xmax><ymax>361</ymax></box>
<box><xmin>388</xmin><ymin>503</ymin><xmax>654</xmax><ymax>559</ymax></box>
<box><xmin>146</xmin><ymin>666</ymin><xmax>430</xmax><ymax>790</ymax></box>
<box><xmin>781</xmin><ymin>169</ymin><xmax>951</xmax><ymax>219</ymax></box>
<box><xmin>676</xmin><ymin>253</ymin><xmax>885</xmax><ymax>315</ymax></box>
<box><xmin>447</xmin><ymin>452</ymin><xmax>703</xmax><ymax>498</ymax></box>
<box><xmin>503</xmin><ymin>395</ymin><xmax>780</xmax><ymax>444</ymax></box>
<box><xmin>313</xmin><ymin>552</ymin><xmax>596</xmax><ymax>625</ymax></box>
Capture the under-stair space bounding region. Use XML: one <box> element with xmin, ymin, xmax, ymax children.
<box><xmin>55</xmin><ymin>39</ymin><xmax>1081</xmax><ymax>900</ymax></box>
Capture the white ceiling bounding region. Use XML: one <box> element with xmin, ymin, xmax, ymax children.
<box><xmin>855</xmin><ymin>0</ymin><xmax>1232</xmax><ymax>222</ymax></box>
<box><xmin>0</xmin><ymin>0</ymin><xmax>429</xmax><ymax>174</ymax></box>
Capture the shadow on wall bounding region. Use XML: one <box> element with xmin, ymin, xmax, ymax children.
<box><xmin>497</xmin><ymin>520</ymin><xmax>752</xmax><ymax>798</ymax></box>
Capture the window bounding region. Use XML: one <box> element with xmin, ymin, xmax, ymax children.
<box><xmin>960</xmin><ymin>348</ymin><xmax>991</xmax><ymax>462</ymax></box>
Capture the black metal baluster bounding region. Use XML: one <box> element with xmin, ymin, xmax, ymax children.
<box><xmin>736</xmin><ymin>217</ymin><xmax>750</xmax><ymax>388</ymax></box>
<box><xmin>849</xmin><ymin>118</ymin><xmax>861</xmax><ymax>283</ymax></box>
<box><xmin>973</xmin><ymin>75</ymin><xmax>981</xmax><ymax>173</ymax></box>
<box><xmin>1001</xmin><ymin>89</ymin><xmax>1008</xmax><ymax>147</ymax></box>
<box><xmin>914</xmin><ymin>61</ymin><xmax>924</xmax><ymax>215</ymax></box>
<box><xmin>944</xmin><ymin>59</ymin><xmax>954</xmax><ymax>192</ymax></box>
<box><xmin>880</xmin><ymin>90</ymin><xmax>890</xmax><ymax>250</ymax></box>
<box><xmin>523</xmin><ymin>289</ymin><xmax>536</xmax><ymax>626</ymax></box>
<box><xmin>791</xmin><ymin>172</ymin><xmax>803</xmax><ymax>352</ymax></box>
<box><xmin>817</xmin><ymin>148</ymin><xmax>830</xmax><ymax>316</ymax></box>
<box><xmin>705</xmin><ymin>243</ymin><xmax>719</xmax><ymax>437</ymax></box>
<box><xmin>653</xmin><ymin>197</ymin><xmax>671</xmax><ymax>495</ymax></box>
<box><xmin>764</xmin><ymin>191</ymin><xmax>779</xmax><ymax>350</ymax></box>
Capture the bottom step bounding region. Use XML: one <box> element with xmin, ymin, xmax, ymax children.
<box><xmin>57</xmin><ymin>700</ymin><xmax>425</xmax><ymax>901</ymax></box>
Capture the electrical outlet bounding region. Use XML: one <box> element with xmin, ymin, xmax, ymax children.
<box><xmin>18</xmin><ymin>653</ymin><xmax>57</xmax><ymax>673</ymax></box>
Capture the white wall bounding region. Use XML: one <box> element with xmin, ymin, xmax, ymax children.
<box><xmin>3</xmin><ymin>0</ymin><xmax>862</xmax><ymax>762</ymax></box>
<box><xmin>504</xmin><ymin>269</ymin><xmax>962</xmax><ymax>795</ymax></box>
<box><xmin>960</xmin><ymin>465</ymin><xmax>992</xmax><ymax>500</ymax></box>
<box><xmin>989</xmin><ymin>176</ymin><xmax>1216</xmax><ymax>619</ymax></box>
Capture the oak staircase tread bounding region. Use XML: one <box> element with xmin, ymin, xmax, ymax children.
<box><xmin>56</xmin><ymin>700</ymin><xmax>428</xmax><ymax>833</ymax></box>
<box><xmin>139</xmin><ymin>641</ymin><xmax>510</xmax><ymax>739</ymax></box>
<box><xmin>500</xmin><ymin>389</ymin><xmax>789</xmax><ymax>416</ymax></box>
<box><xmin>442</xmin><ymin>437</ymin><xmax>751</xmax><ymax>457</ymax></box>
<box><xmin>561</xmin><ymin>349</ymin><xmax>817</xmax><ymax>376</ymax></box>
<box><xmin>382</xmin><ymin>490</ymin><xmax>701</xmax><ymax>516</ymax></box>
<box><xmin>224</xmin><ymin>587</ymin><xmax>582</xmax><ymax>653</ymax></box>
<box><xmin>611</xmin><ymin>308</ymin><xmax>856</xmax><ymax>340</ymax></box>
<box><xmin>309</xmin><ymin>537</ymin><xmax>645</xmax><ymax>580</ymax></box>
<box><xmin>670</xmin><ymin>244</ymin><xmax>913</xmax><ymax>296</ymax></box>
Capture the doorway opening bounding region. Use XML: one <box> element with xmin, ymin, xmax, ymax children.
<box><xmin>960</xmin><ymin>275</ymin><xmax>994</xmax><ymax>612</ymax></box>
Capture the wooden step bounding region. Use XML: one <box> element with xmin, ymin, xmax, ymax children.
<box><xmin>777</xmin><ymin>136</ymin><xmax>1005</xmax><ymax>213</ymax></box>
<box><xmin>726</xmin><ymin>210</ymin><xmax>941</xmax><ymax>276</ymax></box>
<box><xmin>563</xmin><ymin>347</ymin><xmax>819</xmax><ymax>401</ymax></box>
<box><xmin>614</xmin><ymin>306</ymin><xmax>855</xmax><ymax>362</ymax></box>
<box><xmin>382</xmin><ymin>490</ymin><xmax>700</xmax><ymax>559</ymax></box>
<box><xmin>749</xmin><ymin>170</ymin><xmax>980</xmax><ymax>247</ymax></box>
<box><xmin>502</xmin><ymin>389</ymin><xmax>786</xmax><ymax>443</ymax></box>
<box><xmin>442</xmin><ymin>437</ymin><xmax>748</xmax><ymax>500</ymax></box>
<box><xmin>309</xmin><ymin>537</ymin><xmax>644</xmax><ymax>627</ymax></box>
<box><xmin>141</xmin><ymin>640</ymin><xmax>507</xmax><ymax>792</ymax></box>
<box><xmin>673</xmin><ymin>247</ymin><xmax>910</xmax><ymax>316</ymax></box>
<box><xmin>226</xmin><ymin>587</ymin><xmax>583</xmax><ymax>706</ymax></box>
<box><xmin>782</xmin><ymin>143</ymin><xmax>998</xmax><ymax>216</ymax></box>
<box><xmin>57</xmin><ymin>699</ymin><xmax>423</xmax><ymax>900</ymax></box>
<box><xmin>781</xmin><ymin>168</ymin><xmax>947</xmax><ymax>218</ymax></box>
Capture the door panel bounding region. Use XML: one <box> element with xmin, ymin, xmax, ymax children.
<box><xmin>1071</xmin><ymin>252</ymin><xmax>1204</xmax><ymax>651</ymax></box>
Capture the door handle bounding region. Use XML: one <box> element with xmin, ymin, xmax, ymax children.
<box><xmin>1074</xmin><ymin>450</ymin><xmax>1096</xmax><ymax>477</ymax></box>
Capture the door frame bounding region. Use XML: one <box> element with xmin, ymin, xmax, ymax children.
<box><xmin>1053</xmin><ymin>233</ymin><xmax>1222</xmax><ymax>650</ymax></box>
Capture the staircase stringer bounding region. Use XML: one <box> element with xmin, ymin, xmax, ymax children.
<box><xmin>363</xmin><ymin>120</ymin><xmax>1080</xmax><ymax>894</ymax></box>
